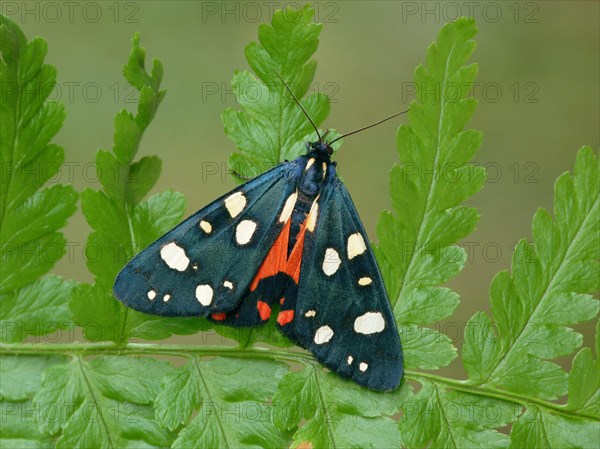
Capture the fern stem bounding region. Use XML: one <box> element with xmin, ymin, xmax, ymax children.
<box><xmin>0</xmin><ymin>341</ymin><xmax>312</xmax><ymax>365</ymax></box>
<box><xmin>2</xmin><ymin>341</ymin><xmax>595</xmax><ymax>423</ymax></box>
<box><xmin>404</xmin><ymin>371</ymin><xmax>596</xmax><ymax>422</ymax></box>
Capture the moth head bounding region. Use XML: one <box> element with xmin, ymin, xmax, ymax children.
<box><xmin>306</xmin><ymin>140</ymin><xmax>334</xmax><ymax>158</ymax></box>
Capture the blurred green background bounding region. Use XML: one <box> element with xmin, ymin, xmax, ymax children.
<box><xmin>8</xmin><ymin>1</ymin><xmax>598</xmax><ymax>379</ymax></box>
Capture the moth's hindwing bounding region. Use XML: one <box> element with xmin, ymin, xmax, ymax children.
<box><xmin>207</xmin><ymin>208</ymin><xmax>306</xmax><ymax>327</ymax></box>
<box><xmin>113</xmin><ymin>161</ymin><xmax>301</xmax><ymax>317</ymax></box>
<box><xmin>279</xmin><ymin>169</ymin><xmax>404</xmax><ymax>391</ymax></box>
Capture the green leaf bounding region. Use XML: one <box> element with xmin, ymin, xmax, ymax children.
<box><xmin>126</xmin><ymin>156</ymin><xmax>162</xmax><ymax>206</ymax></box>
<box><xmin>400</xmin><ymin>324</ymin><xmax>457</xmax><ymax>370</ymax></box>
<box><xmin>223</xmin><ymin>4</ymin><xmax>330</xmax><ymax>179</ymax></box>
<box><xmin>0</xmin><ymin>355</ymin><xmax>64</xmax><ymax>449</ymax></box>
<box><xmin>71</xmin><ymin>35</ymin><xmax>204</xmax><ymax>343</ymax></box>
<box><xmin>462</xmin><ymin>312</ymin><xmax>502</xmax><ymax>385</ymax></box>
<box><xmin>131</xmin><ymin>190</ymin><xmax>186</xmax><ymax>248</ymax></box>
<box><xmin>0</xmin><ymin>401</ymin><xmax>56</xmax><ymax>449</ymax></box>
<box><xmin>400</xmin><ymin>381</ymin><xmax>520</xmax><ymax>449</ymax></box>
<box><xmin>155</xmin><ymin>357</ymin><xmax>289</xmax><ymax>448</ymax></box>
<box><xmin>0</xmin><ymin>15</ymin><xmax>77</xmax><ymax>345</ymax></box>
<box><xmin>0</xmin><ymin>355</ymin><xmax>65</xmax><ymax>401</ymax></box>
<box><xmin>565</xmin><ymin>320</ymin><xmax>599</xmax><ymax>418</ymax></box>
<box><xmin>1</xmin><ymin>276</ymin><xmax>74</xmax><ymax>343</ymax></box>
<box><xmin>464</xmin><ymin>147</ymin><xmax>599</xmax><ymax>400</ymax></box>
<box><xmin>123</xmin><ymin>33</ymin><xmax>163</xmax><ymax>97</ymax></box>
<box><xmin>374</xmin><ymin>17</ymin><xmax>484</xmax><ymax>370</ymax></box>
<box><xmin>272</xmin><ymin>365</ymin><xmax>406</xmax><ymax>448</ymax></box>
<box><xmin>509</xmin><ymin>406</ymin><xmax>599</xmax><ymax>449</ymax></box>
<box><xmin>33</xmin><ymin>356</ymin><xmax>174</xmax><ymax>448</ymax></box>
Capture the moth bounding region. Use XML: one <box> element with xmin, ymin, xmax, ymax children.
<box><xmin>113</xmin><ymin>81</ymin><xmax>405</xmax><ymax>391</ymax></box>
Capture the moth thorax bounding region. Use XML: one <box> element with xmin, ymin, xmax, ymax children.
<box><xmin>299</xmin><ymin>158</ymin><xmax>327</xmax><ymax>197</ymax></box>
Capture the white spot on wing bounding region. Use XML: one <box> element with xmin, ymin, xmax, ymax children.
<box><xmin>354</xmin><ymin>312</ymin><xmax>386</xmax><ymax>335</ymax></box>
<box><xmin>225</xmin><ymin>192</ymin><xmax>246</xmax><ymax>218</ymax></box>
<box><xmin>322</xmin><ymin>248</ymin><xmax>341</xmax><ymax>276</ymax></box>
<box><xmin>359</xmin><ymin>362</ymin><xmax>368</xmax><ymax>372</ymax></box>
<box><xmin>322</xmin><ymin>162</ymin><xmax>327</xmax><ymax>179</ymax></box>
<box><xmin>195</xmin><ymin>284</ymin><xmax>213</xmax><ymax>306</ymax></box>
<box><xmin>347</xmin><ymin>355</ymin><xmax>353</xmax><ymax>365</ymax></box>
<box><xmin>314</xmin><ymin>325</ymin><xmax>334</xmax><ymax>344</ymax></box>
<box><xmin>305</xmin><ymin>310</ymin><xmax>316</xmax><ymax>318</ymax></box>
<box><xmin>163</xmin><ymin>294</ymin><xmax>171</xmax><ymax>302</ymax></box>
<box><xmin>200</xmin><ymin>220</ymin><xmax>212</xmax><ymax>233</ymax></box>
<box><xmin>160</xmin><ymin>242</ymin><xmax>190</xmax><ymax>271</ymax></box>
<box><xmin>223</xmin><ymin>280</ymin><xmax>233</xmax><ymax>290</ymax></box>
<box><xmin>236</xmin><ymin>220</ymin><xmax>257</xmax><ymax>245</ymax></box>
<box><xmin>147</xmin><ymin>290</ymin><xmax>156</xmax><ymax>300</ymax></box>
<box><xmin>358</xmin><ymin>277</ymin><xmax>373</xmax><ymax>286</ymax></box>
<box><xmin>306</xmin><ymin>201</ymin><xmax>319</xmax><ymax>232</ymax></box>
<box><xmin>347</xmin><ymin>233</ymin><xmax>367</xmax><ymax>260</ymax></box>
<box><xmin>279</xmin><ymin>191</ymin><xmax>298</xmax><ymax>223</ymax></box>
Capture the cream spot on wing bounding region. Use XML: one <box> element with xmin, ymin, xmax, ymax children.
<box><xmin>322</xmin><ymin>248</ymin><xmax>341</xmax><ymax>276</ymax></box>
<box><xmin>224</xmin><ymin>191</ymin><xmax>246</xmax><ymax>218</ymax></box>
<box><xmin>322</xmin><ymin>162</ymin><xmax>327</xmax><ymax>179</ymax></box>
<box><xmin>163</xmin><ymin>294</ymin><xmax>171</xmax><ymax>302</ymax></box>
<box><xmin>195</xmin><ymin>284</ymin><xmax>213</xmax><ymax>306</ymax></box>
<box><xmin>359</xmin><ymin>362</ymin><xmax>368</xmax><ymax>372</ymax></box>
<box><xmin>347</xmin><ymin>232</ymin><xmax>367</xmax><ymax>260</ymax></box>
<box><xmin>147</xmin><ymin>290</ymin><xmax>156</xmax><ymax>300</ymax></box>
<box><xmin>236</xmin><ymin>220</ymin><xmax>257</xmax><ymax>245</ymax></box>
<box><xmin>279</xmin><ymin>191</ymin><xmax>298</xmax><ymax>223</ymax></box>
<box><xmin>193</xmin><ymin>264</ymin><xmax>198</xmax><ymax>270</ymax></box>
<box><xmin>160</xmin><ymin>242</ymin><xmax>190</xmax><ymax>271</ymax></box>
<box><xmin>223</xmin><ymin>280</ymin><xmax>233</xmax><ymax>290</ymax></box>
<box><xmin>314</xmin><ymin>325</ymin><xmax>334</xmax><ymax>345</ymax></box>
<box><xmin>305</xmin><ymin>310</ymin><xmax>316</xmax><ymax>318</ymax></box>
<box><xmin>358</xmin><ymin>277</ymin><xmax>373</xmax><ymax>286</ymax></box>
<box><xmin>347</xmin><ymin>355</ymin><xmax>354</xmax><ymax>365</ymax></box>
<box><xmin>305</xmin><ymin>158</ymin><xmax>315</xmax><ymax>171</ymax></box>
<box><xmin>199</xmin><ymin>220</ymin><xmax>212</xmax><ymax>233</ymax></box>
<box><xmin>354</xmin><ymin>312</ymin><xmax>386</xmax><ymax>335</ymax></box>
<box><xmin>306</xmin><ymin>201</ymin><xmax>319</xmax><ymax>232</ymax></box>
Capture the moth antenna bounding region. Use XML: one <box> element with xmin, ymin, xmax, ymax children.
<box><xmin>274</xmin><ymin>71</ymin><xmax>322</xmax><ymax>142</ymax></box>
<box><xmin>328</xmin><ymin>109</ymin><xmax>410</xmax><ymax>145</ymax></box>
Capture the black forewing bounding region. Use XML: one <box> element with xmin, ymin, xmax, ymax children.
<box><xmin>113</xmin><ymin>161</ymin><xmax>302</xmax><ymax>317</ymax></box>
<box><xmin>281</xmin><ymin>167</ymin><xmax>403</xmax><ymax>391</ymax></box>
